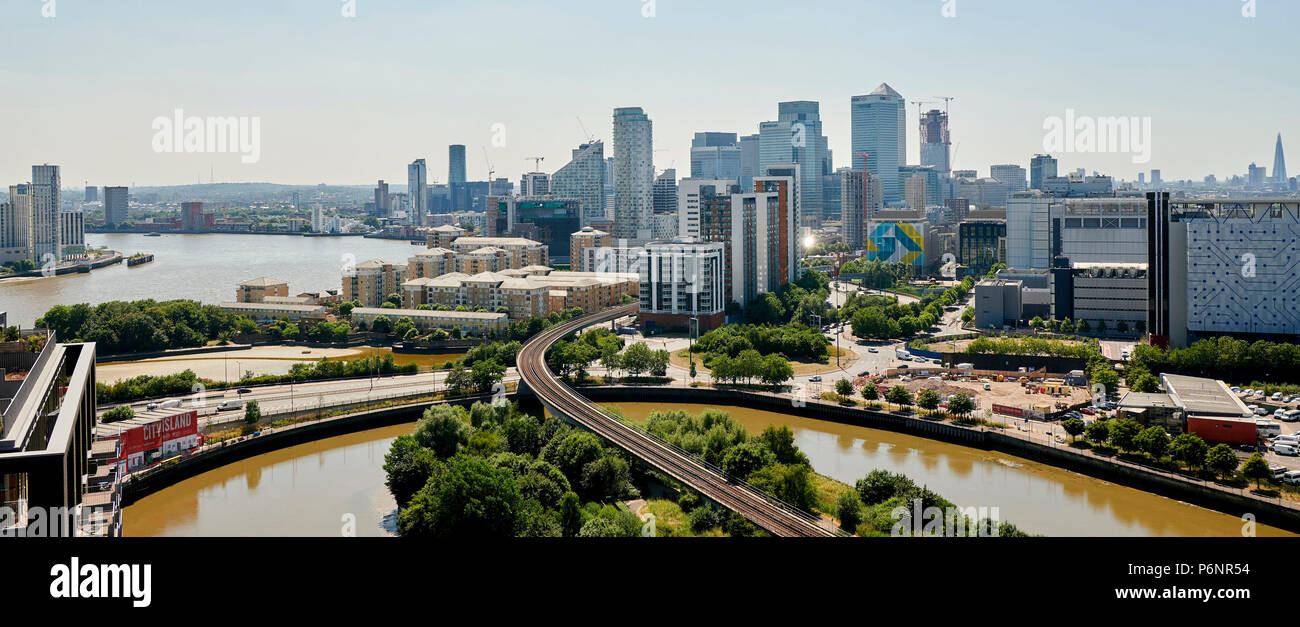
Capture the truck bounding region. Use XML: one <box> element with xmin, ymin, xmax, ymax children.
<box><xmin>896</xmin><ymin>349</ymin><xmax>912</xmax><ymax>361</ymax></box>
<box><xmin>956</xmin><ymin>363</ymin><xmax>974</xmax><ymax>371</ymax></box>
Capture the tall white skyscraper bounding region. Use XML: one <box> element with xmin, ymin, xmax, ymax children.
<box><xmin>612</xmin><ymin>107</ymin><xmax>654</xmax><ymax>241</ymax></box>
<box><xmin>851</xmin><ymin>84</ymin><xmax>905</xmax><ymax>205</ymax></box>
<box><xmin>408</xmin><ymin>159</ymin><xmax>427</xmax><ymax>226</ymax></box>
<box><xmin>31</xmin><ymin>164</ymin><xmax>61</xmax><ymax>263</ymax></box>
<box><xmin>758</xmin><ymin>101</ymin><xmax>827</xmax><ymax>221</ymax></box>
<box><xmin>551</xmin><ymin>140</ymin><xmax>606</xmax><ymax>224</ymax></box>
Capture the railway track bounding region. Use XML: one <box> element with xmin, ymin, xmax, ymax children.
<box><xmin>517</xmin><ymin>304</ymin><xmax>838</xmax><ymax>538</ymax></box>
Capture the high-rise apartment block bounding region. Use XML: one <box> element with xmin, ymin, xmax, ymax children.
<box><xmin>551</xmin><ymin>140</ymin><xmax>606</xmax><ymax>224</ymax></box>
<box><xmin>612</xmin><ymin>107</ymin><xmax>654</xmax><ymax>241</ymax></box>
<box><xmin>104</xmin><ymin>186</ymin><xmax>129</xmax><ymax>226</ymax></box>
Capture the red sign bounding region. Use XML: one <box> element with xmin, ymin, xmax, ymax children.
<box><xmin>992</xmin><ymin>404</ymin><xmax>1025</xmax><ymax>418</ymax></box>
<box><xmin>110</xmin><ymin>411</ymin><xmax>200</xmax><ymax>472</ymax></box>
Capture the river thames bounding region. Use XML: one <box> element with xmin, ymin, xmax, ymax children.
<box><xmin>0</xmin><ymin>233</ymin><xmax>420</xmax><ymax>327</ymax></box>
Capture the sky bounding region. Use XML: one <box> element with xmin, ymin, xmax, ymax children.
<box><xmin>0</xmin><ymin>0</ymin><xmax>1295</xmax><ymax>189</ymax></box>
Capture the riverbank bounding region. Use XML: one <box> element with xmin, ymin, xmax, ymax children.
<box><xmin>117</xmin><ymin>384</ymin><xmax>1299</xmax><ymax>536</ymax></box>
<box><xmin>98</xmin><ymin>344</ymin><xmax>464</xmax><ymax>383</ymax></box>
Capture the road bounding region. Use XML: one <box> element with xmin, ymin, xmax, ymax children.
<box><xmin>518</xmin><ymin>304</ymin><xmax>838</xmax><ymax>537</ymax></box>
<box><xmin>104</xmin><ymin>369</ymin><xmax>521</xmax><ymax>429</ymax></box>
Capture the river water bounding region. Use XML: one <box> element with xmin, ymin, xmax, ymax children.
<box><xmin>0</xmin><ymin>233</ymin><xmax>420</xmax><ymax>327</ymax></box>
<box><xmin>122</xmin><ymin>402</ymin><xmax>1296</xmax><ymax>537</ymax></box>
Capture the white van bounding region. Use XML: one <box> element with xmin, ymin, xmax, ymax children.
<box><xmin>1284</xmin><ymin>471</ymin><xmax>1300</xmax><ymax>486</ymax></box>
<box><xmin>1273</xmin><ymin>444</ymin><xmax>1298</xmax><ymax>456</ymax></box>
<box><xmin>1272</xmin><ymin>392</ymin><xmax>1285</xmax><ymax>401</ymax></box>
<box><xmin>218</xmin><ymin>399</ymin><xmax>246</xmax><ymax>412</ymax></box>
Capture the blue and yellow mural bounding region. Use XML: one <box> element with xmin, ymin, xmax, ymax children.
<box><xmin>864</xmin><ymin>222</ymin><xmax>926</xmax><ymax>267</ymax></box>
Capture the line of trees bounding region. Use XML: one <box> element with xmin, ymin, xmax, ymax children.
<box><xmin>36</xmin><ymin>300</ymin><xmax>257</xmax><ymax>354</ymax></box>
<box><xmin>846</xmin><ymin>276</ymin><xmax>975</xmax><ymax>340</ymax></box>
<box><xmin>693</xmin><ymin>323</ymin><xmax>829</xmax><ymax>362</ymax></box>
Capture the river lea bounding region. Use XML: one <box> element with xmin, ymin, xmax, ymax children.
<box><xmin>123</xmin><ymin>402</ymin><xmax>1295</xmax><ymax>537</ymax></box>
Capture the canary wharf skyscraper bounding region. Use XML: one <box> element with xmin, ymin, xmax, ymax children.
<box><xmin>851</xmin><ymin>83</ymin><xmax>906</xmax><ymax>205</ymax></box>
<box><xmin>551</xmin><ymin>140</ymin><xmax>606</xmax><ymax>224</ymax></box>
<box><xmin>758</xmin><ymin>101</ymin><xmax>827</xmax><ymax>221</ymax></box>
<box><xmin>612</xmin><ymin>107</ymin><xmax>654</xmax><ymax>240</ymax></box>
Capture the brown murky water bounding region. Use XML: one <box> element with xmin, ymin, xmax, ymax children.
<box><xmin>124</xmin><ymin>424</ymin><xmax>411</xmax><ymax>537</ymax></box>
<box><xmin>613</xmin><ymin>402</ymin><xmax>1296</xmax><ymax>537</ymax></box>
<box><xmin>123</xmin><ymin>402</ymin><xmax>1297</xmax><ymax>537</ymax></box>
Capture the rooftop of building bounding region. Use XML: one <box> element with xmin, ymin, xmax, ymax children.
<box><xmin>1118</xmin><ymin>392</ymin><xmax>1177</xmax><ymax>410</ymax></box>
<box><xmin>218</xmin><ymin>302</ymin><xmax>329</xmax><ymax>313</ymax></box>
<box><xmin>1161</xmin><ymin>373</ymin><xmax>1252</xmax><ymax>418</ymax></box>
<box><xmin>451</xmin><ymin>236</ymin><xmax>544</xmax><ymax>248</ymax></box>
<box><xmin>238</xmin><ymin>276</ymin><xmax>288</xmax><ymax>287</ymax></box>
<box><xmin>411</xmin><ymin>247</ymin><xmax>457</xmax><ymax>257</ymax></box>
<box><xmin>352</xmin><ymin>307</ymin><xmax>508</xmax><ymax>321</ymax></box>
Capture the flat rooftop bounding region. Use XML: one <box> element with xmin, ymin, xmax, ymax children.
<box><xmin>1162</xmin><ymin>373</ymin><xmax>1252</xmax><ymax>418</ymax></box>
<box><xmin>1118</xmin><ymin>392</ymin><xmax>1176</xmax><ymax>409</ymax></box>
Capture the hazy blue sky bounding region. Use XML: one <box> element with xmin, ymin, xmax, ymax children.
<box><xmin>0</xmin><ymin>0</ymin><xmax>1294</xmax><ymax>188</ymax></box>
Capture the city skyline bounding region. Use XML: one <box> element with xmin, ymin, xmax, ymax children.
<box><xmin>1</xmin><ymin>0</ymin><xmax>1297</xmax><ymax>187</ymax></box>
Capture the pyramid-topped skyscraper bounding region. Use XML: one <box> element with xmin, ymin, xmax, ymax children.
<box><xmin>1273</xmin><ymin>133</ymin><xmax>1288</xmax><ymax>185</ymax></box>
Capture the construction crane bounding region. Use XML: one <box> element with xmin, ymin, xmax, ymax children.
<box><xmin>525</xmin><ymin>157</ymin><xmax>545</xmax><ymax>171</ymax></box>
<box><xmin>934</xmin><ymin>96</ymin><xmax>956</xmax><ymax>116</ymax></box>
<box><xmin>482</xmin><ymin>147</ymin><xmax>496</xmax><ymax>194</ymax></box>
<box><xmin>576</xmin><ymin>117</ymin><xmax>596</xmax><ymax>143</ymax></box>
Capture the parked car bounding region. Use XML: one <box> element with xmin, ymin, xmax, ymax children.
<box><xmin>1272</xmin><ymin>392</ymin><xmax>1285</xmax><ymax>401</ymax></box>
<box><xmin>809</xmin><ymin>376</ymin><xmax>822</xmax><ymax>382</ymax></box>
<box><xmin>1081</xmin><ymin>407</ymin><xmax>1097</xmax><ymax>415</ymax></box>
<box><xmin>897</xmin><ymin>364</ymin><xmax>909</xmax><ymax>369</ymax></box>
<box><xmin>1274</xmin><ymin>444</ymin><xmax>1299</xmax><ymax>456</ymax></box>
<box><xmin>983</xmin><ymin>383</ymin><xmax>991</xmax><ymax>391</ymax></box>
<box><xmin>237</xmin><ymin>388</ymin><xmax>253</xmax><ymax>395</ymax></box>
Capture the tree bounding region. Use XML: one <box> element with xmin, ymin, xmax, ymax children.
<box><xmin>836</xmin><ymin>491</ymin><xmax>863</xmax><ymax>533</ymax></box>
<box><xmin>370</xmin><ymin>315</ymin><xmax>392</xmax><ymax>334</ymax></box>
<box><xmin>1061</xmin><ymin>417</ymin><xmax>1085</xmax><ymax>441</ymax></box>
<box><xmin>413</xmin><ymin>405</ymin><xmax>470</xmax><ymax>458</ymax></box>
<box><xmin>746</xmin><ymin>463</ymin><xmax>817</xmax><ymax>512</ymax></box>
<box><xmin>1059</xmin><ymin>318</ymin><xmax>1074</xmax><ymax>333</ymax></box>
<box><xmin>1170</xmin><ymin>433</ymin><xmax>1208</xmax><ymax>470</ymax></box>
<box><xmin>383</xmin><ymin>435</ymin><xmax>439</xmax><ymax>506</ymax></box>
<box><xmin>861</xmin><ymin>384</ymin><xmax>879</xmax><ymax>402</ymax></box>
<box><xmin>1205</xmin><ymin>444</ymin><xmax>1240</xmax><ymax>480</ymax></box>
<box><xmin>947</xmin><ymin>394</ymin><xmax>974</xmax><ymax>418</ymax></box>
<box><xmin>721</xmin><ymin>440</ymin><xmax>774</xmax><ymax>479</ymax></box>
<box><xmin>1241</xmin><ymin>453</ymin><xmax>1272</xmax><ymax>489</ymax></box>
<box><xmin>916</xmin><ymin>389</ymin><xmax>941</xmax><ymax>411</ymax></box>
<box><xmin>622</xmin><ymin>342</ymin><xmax>654</xmax><ymax>377</ymax></box>
<box><xmin>855</xmin><ymin>469</ymin><xmax>915</xmax><ymax>505</ymax></box>
<box><xmin>758</xmin><ymin>425</ymin><xmax>807</xmax><ymax>466</ymax></box>
<box><xmin>1091</xmin><ymin>364</ymin><xmax>1120</xmax><ymax>397</ymax></box>
<box><xmin>1133</xmin><ymin>425</ymin><xmax>1169</xmax><ymax>459</ymax></box>
<box><xmin>398</xmin><ymin>454</ymin><xmax>522</xmax><ymax>537</ymax></box>
<box><xmin>835</xmin><ymin>378</ymin><xmax>854</xmax><ymax>397</ymax></box>
<box><xmin>760</xmin><ymin>354</ymin><xmax>793</xmax><ymax>387</ymax></box>
<box><xmin>445</xmin><ymin>363</ymin><xmax>473</xmax><ymax>393</ymax></box>
<box><xmin>470</xmin><ymin>358</ymin><xmax>506</xmax><ymax>393</ymax></box>
<box><xmin>559</xmin><ymin>491</ymin><xmax>582</xmax><ymax>537</ymax></box>
<box><xmin>1084</xmin><ymin>419</ymin><xmax>1110</xmax><ymax>444</ymax></box>
<box><xmin>1030</xmin><ymin>316</ymin><xmax>1044</xmax><ymax>330</ymax></box>
<box><xmin>243</xmin><ymin>399</ymin><xmax>261</xmax><ymax>426</ymax></box>
<box><xmin>1108</xmin><ymin>418</ymin><xmax>1141</xmax><ymax>451</ymax></box>
<box><xmin>886</xmin><ymin>385</ymin><xmax>912</xmax><ymax>407</ymax></box>
<box><xmin>580</xmin><ymin>454</ymin><xmax>632</xmax><ymax>501</ymax></box>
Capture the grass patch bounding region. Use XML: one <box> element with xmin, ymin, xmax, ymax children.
<box><xmin>643</xmin><ymin>499</ymin><xmax>725</xmax><ymax>537</ymax></box>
